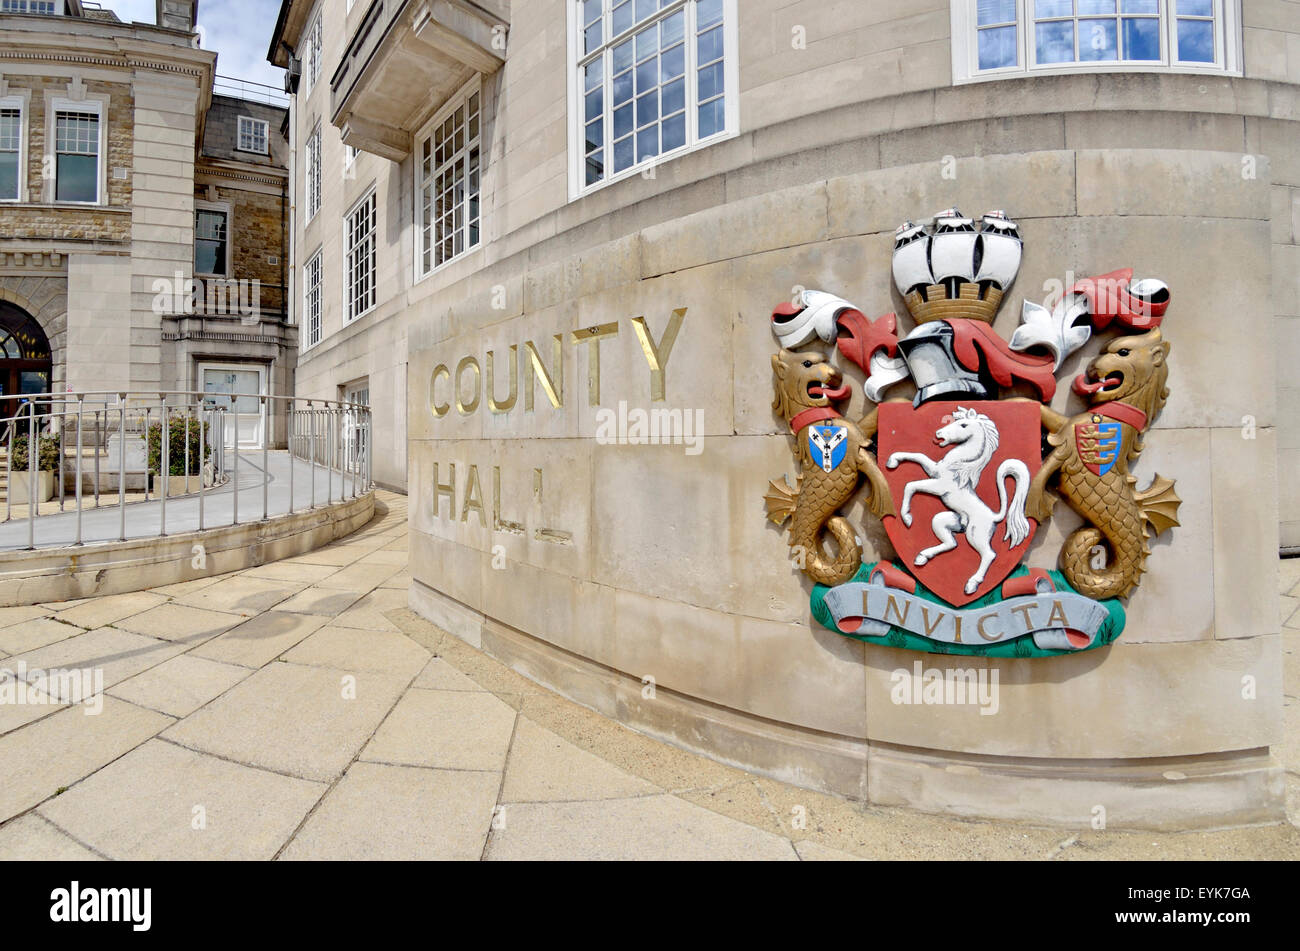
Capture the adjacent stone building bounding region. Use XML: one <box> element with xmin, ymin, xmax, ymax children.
<box><xmin>270</xmin><ymin>0</ymin><xmax>1299</xmax><ymax>828</ymax></box>
<box><xmin>0</xmin><ymin>0</ymin><xmax>294</xmax><ymax>447</ymax></box>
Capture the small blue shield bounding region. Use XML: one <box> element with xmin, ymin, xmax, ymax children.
<box><xmin>1076</xmin><ymin>418</ymin><xmax>1122</xmax><ymax>476</ymax></box>
<box><xmin>809</xmin><ymin>425</ymin><xmax>848</xmax><ymax>473</ymax></box>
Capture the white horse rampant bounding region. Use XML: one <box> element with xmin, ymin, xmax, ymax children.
<box><xmin>887</xmin><ymin>407</ymin><xmax>1031</xmax><ymax>595</ymax></box>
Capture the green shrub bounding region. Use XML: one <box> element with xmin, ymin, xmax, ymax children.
<box><xmin>146</xmin><ymin>417</ymin><xmax>211</xmax><ymax>476</ymax></box>
<box><xmin>10</xmin><ymin>434</ymin><xmax>59</xmax><ymax>472</ymax></box>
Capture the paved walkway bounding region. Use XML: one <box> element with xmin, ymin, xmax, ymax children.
<box><xmin>0</xmin><ymin>451</ymin><xmax>361</xmax><ymax>551</ymax></box>
<box><xmin>0</xmin><ymin>491</ymin><xmax>1294</xmax><ymax>860</ymax></box>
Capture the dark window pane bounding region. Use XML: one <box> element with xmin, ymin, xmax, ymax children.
<box><xmin>697</xmin><ymin>25</ymin><xmax>723</xmax><ymax>64</ymax></box>
<box><xmin>977</xmin><ymin>0</ymin><xmax>1016</xmax><ymax>24</ymax></box>
<box><xmin>586</xmin><ymin>150</ymin><xmax>604</xmax><ymax>185</ymax></box>
<box><xmin>0</xmin><ymin>153</ymin><xmax>16</xmax><ymax>201</ymax></box>
<box><xmin>661</xmin><ymin>42</ymin><xmax>685</xmax><ymax>79</ymax></box>
<box><xmin>661</xmin><ymin>112</ymin><xmax>685</xmax><ymax>152</ymax></box>
<box><xmin>586</xmin><ymin>118</ymin><xmax>603</xmax><ymax>154</ymax></box>
<box><xmin>1176</xmin><ymin>18</ymin><xmax>1214</xmax><ymax>61</ymax></box>
<box><xmin>1078</xmin><ymin>18</ymin><xmax>1117</xmax><ymax>60</ymax></box>
<box><xmin>661</xmin><ymin>9</ymin><xmax>684</xmax><ymax>46</ymax></box>
<box><xmin>585</xmin><ymin>60</ymin><xmax>603</xmax><ymax>91</ymax></box>
<box><xmin>636</xmin><ymin>57</ymin><xmax>658</xmax><ymax>93</ymax></box>
<box><xmin>585</xmin><ymin>87</ymin><xmax>603</xmax><ymax>122</ymax></box>
<box><xmin>614</xmin><ymin>103</ymin><xmax>635</xmax><ymax>139</ymax></box>
<box><xmin>56</xmin><ymin>154</ymin><xmax>96</xmax><ymax>202</ymax></box>
<box><xmin>698</xmin><ymin>97</ymin><xmax>724</xmax><ymax>137</ymax></box>
<box><xmin>583</xmin><ymin>0</ymin><xmax>601</xmax><ymax>25</ymax></box>
<box><xmin>1034</xmin><ymin>0</ymin><xmax>1072</xmax><ymax>16</ymax></box>
<box><xmin>636</xmin><ymin>90</ymin><xmax>658</xmax><ymax>127</ymax></box>
<box><xmin>613</xmin><ymin>39</ymin><xmax>635</xmax><ymax>72</ymax></box>
<box><xmin>1122</xmin><ymin>16</ymin><xmax>1160</xmax><ymax>59</ymax></box>
<box><xmin>636</xmin><ymin>125</ymin><xmax>658</xmax><ymax>161</ymax></box>
<box><xmin>614</xmin><ymin>135</ymin><xmax>635</xmax><ymax>172</ymax></box>
<box><xmin>697</xmin><ymin>61</ymin><xmax>724</xmax><ymax>101</ymax></box>
<box><xmin>614</xmin><ymin>69</ymin><xmax>634</xmax><ymax>105</ymax></box>
<box><xmin>661</xmin><ymin>77</ymin><xmax>685</xmax><ymax>115</ymax></box>
<box><xmin>1036</xmin><ymin>20</ymin><xmax>1075</xmax><ymax>63</ymax></box>
<box><xmin>978</xmin><ymin>25</ymin><xmax>1017</xmax><ymax>69</ymax></box>
<box><xmin>613</xmin><ymin>0</ymin><xmax>634</xmax><ymax>35</ymax></box>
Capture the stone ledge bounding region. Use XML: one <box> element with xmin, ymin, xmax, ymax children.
<box><xmin>0</xmin><ymin>492</ymin><xmax>374</xmax><ymax>607</ymax></box>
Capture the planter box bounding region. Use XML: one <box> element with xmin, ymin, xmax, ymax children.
<box><xmin>151</xmin><ymin>474</ymin><xmax>205</xmax><ymax>497</ymax></box>
<box><xmin>9</xmin><ymin>471</ymin><xmax>54</xmax><ymax>504</ymax></box>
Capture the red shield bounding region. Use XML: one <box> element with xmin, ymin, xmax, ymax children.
<box><xmin>879</xmin><ymin>400</ymin><xmax>1042</xmax><ymax>607</ymax></box>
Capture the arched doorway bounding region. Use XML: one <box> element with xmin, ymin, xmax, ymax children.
<box><xmin>0</xmin><ymin>302</ymin><xmax>53</xmax><ymax>429</ymax></box>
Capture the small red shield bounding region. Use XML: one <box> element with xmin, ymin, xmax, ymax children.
<box><xmin>879</xmin><ymin>400</ymin><xmax>1042</xmax><ymax>607</ymax></box>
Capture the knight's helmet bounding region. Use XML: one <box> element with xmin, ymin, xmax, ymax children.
<box><xmin>892</xmin><ymin>209</ymin><xmax>1023</xmax><ymax>404</ymax></box>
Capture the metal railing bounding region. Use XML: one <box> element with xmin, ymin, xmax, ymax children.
<box><xmin>0</xmin><ymin>390</ymin><xmax>372</xmax><ymax>551</ymax></box>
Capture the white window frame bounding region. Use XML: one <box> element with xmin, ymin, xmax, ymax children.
<box><xmin>566</xmin><ymin>0</ymin><xmax>740</xmax><ymax>200</ymax></box>
<box><xmin>412</xmin><ymin>78</ymin><xmax>484</xmax><ymax>283</ymax></box>
<box><xmin>303</xmin><ymin>10</ymin><xmax>323</xmax><ymax>98</ymax></box>
<box><xmin>952</xmin><ymin>0</ymin><xmax>1242</xmax><ymax>84</ymax></box>
<box><xmin>0</xmin><ymin>94</ymin><xmax>28</xmax><ymax>204</ymax></box>
<box><xmin>47</xmin><ymin>96</ymin><xmax>106</xmax><ymax>206</ymax></box>
<box><xmin>343</xmin><ymin>188</ymin><xmax>377</xmax><ymax>323</ymax></box>
<box><xmin>305</xmin><ymin>123</ymin><xmax>322</xmax><ymax>223</ymax></box>
<box><xmin>236</xmin><ymin>115</ymin><xmax>269</xmax><ymax>154</ymax></box>
<box><xmin>194</xmin><ymin>199</ymin><xmax>232</xmax><ymax>278</ymax></box>
<box><xmin>303</xmin><ymin>247</ymin><xmax>323</xmax><ymax>350</ymax></box>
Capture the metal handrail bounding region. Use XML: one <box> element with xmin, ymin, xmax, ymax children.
<box><xmin>0</xmin><ymin>389</ymin><xmax>373</xmax><ymax>551</ymax></box>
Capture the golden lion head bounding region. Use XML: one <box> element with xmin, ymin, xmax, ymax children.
<box><xmin>771</xmin><ymin>349</ymin><xmax>850</xmax><ymax>423</ymax></box>
<box><xmin>1077</xmin><ymin>328</ymin><xmax>1170</xmax><ymax>421</ymax></box>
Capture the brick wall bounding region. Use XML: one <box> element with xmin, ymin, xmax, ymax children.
<box><xmin>194</xmin><ymin>181</ymin><xmax>288</xmax><ymax>316</ymax></box>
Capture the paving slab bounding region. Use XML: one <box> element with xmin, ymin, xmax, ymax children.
<box><xmin>331</xmin><ymin>589</ymin><xmax>408</xmax><ymax>632</ymax></box>
<box><xmin>314</xmin><ymin>563</ymin><xmax>403</xmax><ymax>592</ymax></box>
<box><xmin>272</xmin><ymin>586</ymin><xmax>368</xmax><ymax>618</ymax></box>
<box><xmin>164</xmin><ymin>662</ymin><xmax>409</xmax><ymax>782</ymax></box>
<box><xmin>280</xmin><ymin>762</ymin><xmax>499</xmax><ymax>861</ymax></box>
<box><xmin>190</xmin><ymin>611</ymin><xmax>329</xmax><ymax>668</ymax></box>
<box><xmin>0</xmin><ymin>814</ymin><xmax>104</xmax><ymax>860</ymax></box>
<box><xmin>0</xmin><ymin>606</ymin><xmax>53</xmax><ymax>629</ymax></box>
<box><xmin>6</xmin><ymin>627</ymin><xmax>190</xmax><ymax>690</ymax></box>
<box><xmin>0</xmin><ymin>617</ymin><xmax>86</xmax><ymax>655</ymax></box>
<box><xmin>174</xmin><ymin>576</ymin><xmax>307</xmax><ymax>616</ymax></box>
<box><xmin>108</xmin><ymin>654</ymin><xmax>252</xmax><ymax>718</ymax></box>
<box><xmin>112</xmin><ymin>602</ymin><xmax>245</xmax><ymax>643</ymax></box>
<box><xmin>362</xmin><ymin>688</ymin><xmax>516</xmax><ymax>772</ymax></box>
<box><xmin>51</xmin><ymin>592</ymin><xmax>169</xmax><ymax>630</ymax></box>
<box><xmin>501</xmin><ymin>717</ymin><xmax>660</xmax><ymax>803</ymax></box>
<box><xmin>239</xmin><ymin>562</ymin><xmax>342</xmax><ymax>584</ymax></box>
<box><xmin>0</xmin><ymin>697</ymin><xmax>172</xmax><ymax>823</ymax></box>
<box><xmin>484</xmin><ymin>794</ymin><xmax>799</xmax><ymax>861</ymax></box>
<box><xmin>38</xmin><ymin>739</ymin><xmax>325</xmax><ymax>860</ymax></box>
<box><xmin>412</xmin><ymin>657</ymin><xmax>485</xmax><ymax>692</ymax></box>
<box><xmin>281</xmin><ymin>625</ymin><xmax>429</xmax><ymax>680</ymax></box>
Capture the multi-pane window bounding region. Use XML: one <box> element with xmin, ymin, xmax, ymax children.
<box><xmin>304</xmin><ymin>250</ymin><xmax>322</xmax><ymax>347</ymax></box>
<box><xmin>0</xmin><ymin>1</ymin><xmax>59</xmax><ymax>13</ymax></box>
<box><xmin>0</xmin><ymin>107</ymin><xmax>20</xmax><ymax>201</ymax></box>
<box><xmin>195</xmin><ymin>209</ymin><xmax>229</xmax><ymax>276</ymax></box>
<box><xmin>54</xmin><ymin>109</ymin><xmax>99</xmax><ymax>203</ymax></box>
<box><xmin>416</xmin><ymin>87</ymin><xmax>481</xmax><ymax>276</ymax></box>
<box><xmin>305</xmin><ymin>126</ymin><xmax>321</xmax><ymax>221</ymax></box>
<box><xmin>237</xmin><ymin>116</ymin><xmax>269</xmax><ymax>153</ymax></box>
<box><xmin>345</xmin><ymin>192</ymin><xmax>376</xmax><ymax>322</ymax></box>
<box><xmin>304</xmin><ymin>14</ymin><xmax>323</xmax><ymax>95</ymax></box>
<box><xmin>956</xmin><ymin>0</ymin><xmax>1237</xmax><ymax>80</ymax></box>
<box><xmin>574</xmin><ymin>0</ymin><xmax>734</xmax><ymax>193</ymax></box>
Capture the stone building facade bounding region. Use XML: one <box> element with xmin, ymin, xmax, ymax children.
<box><xmin>0</xmin><ymin>0</ymin><xmax>294</xmax><ymax>447</ymax></box>
<box><xmin>271</xmin><ymin>0</ymin><xmax>1298</xmax><ymax>828</ymax></box>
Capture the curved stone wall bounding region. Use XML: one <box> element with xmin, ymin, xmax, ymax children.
<box><xmin>407</xmin><ymin>65</ymin><xmax>1293</xmax><ymax>828</ymax></box>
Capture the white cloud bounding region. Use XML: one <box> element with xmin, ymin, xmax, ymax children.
<box><xmin>106</xmin><ymin>0</ymin><xmax>285</xmax><ymax>87</ymax></box>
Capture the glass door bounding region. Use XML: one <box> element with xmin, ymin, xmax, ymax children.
<box><xmin>201</xmin><ymin>366</ymin><xmax>265</xmax><ymax>448</ymax></box>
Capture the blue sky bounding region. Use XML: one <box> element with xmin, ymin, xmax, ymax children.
<box><xmin>109</xmin><ymin>0</ymin><xmax>285</xmax><ymax>88</ymax></box>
